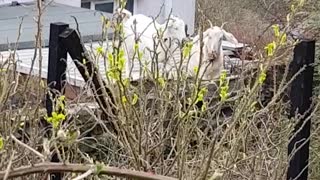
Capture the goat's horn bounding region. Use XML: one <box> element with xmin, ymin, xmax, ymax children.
<box><xmin>207</xmin><ymin>20</ymin><xmax>213</xmax><ymax>28</ymax></box>
<box><xmin>220</xmin><ymin>22</ymin><xmax>228</xmax><ymax>29</ymax></box>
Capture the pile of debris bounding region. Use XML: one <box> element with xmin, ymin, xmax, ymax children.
<box><xmin>222</xmin><ymin>40</ymin><xmax>258</xmax><ymax>75</ymax></box>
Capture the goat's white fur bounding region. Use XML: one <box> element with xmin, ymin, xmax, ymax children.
<box><xmin>115</xmin><ymin>9</ymin><xmax>238</xmax><ymax>81</ymax></box>
<box><xmin>221</xmin><ymin>29</ymin><xmax>238</xmax><ymax>44</ymax></box>
<box><xmin>120</xmin><ymin>12</ymin><xmax>186</xmax><ymax>78</ymax></box>
<box><xmin>187</xmin><ymin>26</ymin><xmax>237</xmax><ymax>80</ymax></box>
<box><xmin>115</xmin><ymin>8</ymin><xmax>132</xmax><ymax>22</ymax></box>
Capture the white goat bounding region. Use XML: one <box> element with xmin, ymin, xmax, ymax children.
<box><xmin>115</xmin><ymin>8</ymin><xmax>132</xmax><ymax>22</ymax></box>
<box><xmin>221</xmin><ymin>29</ymin><xmax>238</xmax><ymax>44</ymax></box>
<box><xmin>186</xmin><ymin>26</ymin><xmax>238</xmax><ymax>80</ymax></box>
<box><xmin>157</xmin><ymin>16</ymin><xmax>186</xmax><ymax>67</ymax></box>
<box><xmin>120</xmin><ymin>12</ymin><xmax>186</xmax><ymax>78</ymax></box>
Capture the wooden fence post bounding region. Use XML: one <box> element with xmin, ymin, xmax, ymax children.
<box><xmin>46</xmin><ymin>22</ymin><xmax>69</xmax><ymax>116</ymax></box>
<box><xmin>185</xmin><ymin>24</ymin><xmax>189</xmax><ymax>37</ymax></box>
<box><xmin>46</xmin><ymin>22</ymin><xmax>69</xmax><ymax>180</ymax></box>
<box><xmin>287</xmin><ymin>39</ymin><xmax>316</xmax><ymax>180</ymax></box>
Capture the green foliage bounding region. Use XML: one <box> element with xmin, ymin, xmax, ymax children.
<box><xmin>46</xmin><ymin>112</ymin><xmax>66</xmax><ymax>129</ymax></box>
<box><xmin>132</xmin><ymin>93</ymin><xmax>138</xmax><ymax>105</ymax></box>
<box><xmin>157</xmin><ymin>77</ymin><xmax>166</xmax><ymax>88</ymax></box>
<box><xmin>121</xmin><ymin>95</ymin><xmax>127</xmax><ymax>104</ymax></box>
<box><xmin>45</xmin><ymin>95</ymin><xmax>66</xmax><ymax>129</ymax></box>
<box><xmin>258</xmin><ymin>71</ymin><xmax>267</xmax><ymax>84</ymax></box>
<box><xmin>259</xmin><ymin>0</ymin><xmax>304</xmax><ymax>86</ymax></box>
<box><xmin>133</xmin><ymin>42</ymin><xmax>143</xmax><ymax>61</ymax></box>
<box><xmin>101</xmin><ymin>15</ymin><xmax>110</xmax><ymax>34</ymax></box>
<box><xmin>96</xmin><ymin>46</ymin><xmax>105</xmax><ymax>55</ymax></box>
<box><xmin>280</xmin><ymin>34</ymin><xmax>287</xmax><ymax>46</ymax></box>
<box><xmin>65</xmin><ymin>130</ymin><xmax>79</xmax><ymax>144</ymax></box>
<box><xmin>201</xmin><ymin>101</ymin><xmax>207</xmax><ymax>112</ymax></box>
<box><xmin>118</xmin><ymin>0</ymin><xmax>127</xmax><ymax>9</ymax></box>
<box><xmin>264</xmin><ymin>41</ymin><xmax>277</xmax><ymax>57</ymax></box>
<box><xmin>193</xmin><ymin>66</ymin><xmax>199</xmax><ymax>74</ymax></box>
<box><xmin>258</xmin><ymin>64</ymin><xmax>267</xmax><ymax>85</ymax></box>
<box><xmin>95</xmin><ymin>162</ymin><xmax>105</xmax><ymax>175</ymax></box>
<box><xmin>106</xmin><ymin>49</ymin><xmax>126</xmax><ymax>81</ymax></box>
<box><xmin>0</xmin><ymin>136</ymin><xmax>4</xmax><ymax>151</ymax></box>
<box><xmin>272</xmin><ymin>24</ymin><xmax>280</xmax><ymax>37</ymax></box>
<box><xmin>219</xmin><ymin>70</ymin><xmax>229</xmax><ymax>101</ymax></box>
<box><xmin>182</xmin><ymin>41</ymin><xmax>193</xmax><ymax>59</ymax></box>
<box><xmin>196</xmin><ymin>87</ymin><xmax>208</xmax><ymax>103</ymax></box>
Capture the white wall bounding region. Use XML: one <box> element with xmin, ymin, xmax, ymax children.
<box><xmin>0</xmin><ymin>0</ymin><xmax>33</xmax><ymax>5</ymax></box>
<box><xmin>134</xmin><ymin>0</ymin><xmax>195</xmax><ymax>34</ymax></box>
<box><xmin>53</xmin><ymin>0</ymin><xmax>80</xmax><ymax>7</ymax></box>
<box><xmin>172</xmin><ymin>0</ymin><xmax>195</xmax><ymax>34</ymax></box>
<box><xmin>0</xmin><ymin>0</ymin><xmax>80</xmax><ymax>6</ymax></box>
<box><xmin>133</xmin><ymin>0</ymin><xmax>165</xmax><ymax>21</ymax></box>
<box><xmin>0</xmin><ymin>0</ymin><xmax>195</xmax><ymax>33</ymax></box>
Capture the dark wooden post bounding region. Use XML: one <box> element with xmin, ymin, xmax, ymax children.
<box><xmin>46</xmin><ymin>22</ymin><xmax>69</xmax><ymax>180</ymax></box>
<box><xmin>185</xmin><ymin>24</ymin><xmax>189</xmax><ymax>37</ymax></box>
<box><xmin>46</xmin><ymin>22</ymin><xmax>69</xmax><ymax>116</ymax></box>
<box><xmin>287</xmin><ymin>40</ymin><xmax>315</xmax><ymax>180</ymax></box>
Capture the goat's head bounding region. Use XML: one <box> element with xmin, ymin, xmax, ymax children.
<box><xmin>202</xmin><ymin>26</ymin><xmax>224</xmax><ymax>63</ymax></box>
<box><xmin>155</xmin><ymin>15</ymin><xmax>187</xmax><ymax>62</ymax></box>
<box><xmin>162</xmin><ymin>15</ymin><xmax>186</xmax><ymax>46</ymax></box>
<box><xmin>115</xmin><ymin>8</ymin><xmax>132</xmax><ymax>22</ymax></box>
<box><xmin>202</xmin><ymin>25</ymin><xmax>238</xmax><ymax>63</ymax></box>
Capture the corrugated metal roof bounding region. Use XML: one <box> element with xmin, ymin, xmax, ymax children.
<box><xmin>0</xmin><ymin>42</ymin><xmax>112</xmax><ymax>87</ymax></box>
<box><xmin>0</xmin><ymin>41</ymin><xmax>161</xmax><ymax>87</ymax></box>
<box><xmin>0</xmin><ymin>1</ymin><xmax>113</xmax><ymax>51</ymax></box>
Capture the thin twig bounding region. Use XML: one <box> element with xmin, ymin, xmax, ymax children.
<box><xmin>10</xmin><ymin>135</ymin><xmax>45</xmax><ymax>160</ymax></box>
<box><xmin>3</xmin><ymin>151</ymin><xmax>15</xmax><ymax>180</ymax></box>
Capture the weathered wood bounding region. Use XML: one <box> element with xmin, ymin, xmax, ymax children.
<box><xmin>46</xmin><ymin>22</ymin><xmax>70</xmax><ymax>180</ymax></box>
<box><xmin>46</xmin><ymin>22</ymin><xmax>69</xmax><ymax>117</ymax></box>
<box><xmin>0</xmin><ymin>162</ymin><xmax>178</xmax><ymax>180</ymax></box>
<box><xmin>287</xmin><ymin>40</ymin><xmax>315</xmax><ymax>180</ymax></box>
<box><xmin>59</xmin><ymin>28</ymin><xmax>117</xmax><ymax>125</ymax></box>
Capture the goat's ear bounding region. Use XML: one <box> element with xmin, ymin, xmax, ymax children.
<box><xmin>222</xmin><ymin>29</ymin><xmax>239</xmax><ymax>44</ymax></box>
<box><xmin>203</xmin><ymin>29</ymin><xmax>210</xmax><ymax>38</ymax></box>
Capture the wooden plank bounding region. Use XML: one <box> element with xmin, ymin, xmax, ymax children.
<box><xmin>59</xmin><ymin>27</ymin><xmax>117</xmax><ymax>119</ymax></box>
<box><xmin>46</xmin><ymin>22</ymin><xmax>70</xmax><ymax>180</ymax></box>
<box><xmin>287</xmin><ymin>40</ymin><xmax>315</xmax><ymax>180</ymax></box>
<box><xmin>222</xmin><ymin>41</ymin><xmax>248</xmax><ymax>51</ymax></box>
<box><xmin>46</xmin><ymin>22</ymin><xmax>69</xmax><ymax>117</ymax></box>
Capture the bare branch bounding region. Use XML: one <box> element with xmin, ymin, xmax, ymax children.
<box><xmin>3</xmin><ymin>151</ymin><xmax>15</xmax><ymax>180</ymax></box>
<box><xmin>0</xmin><ymin>163</ymin><xmax>178</xmax><ymax>180</ymax></box>
<box><xmin>10</xmin><ymin>135</ymin><xmax>45</xmax><ymax>160</ymax></box>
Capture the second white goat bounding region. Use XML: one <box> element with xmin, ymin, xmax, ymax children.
<box><xmin>186</xmin><ymin>26</ymin><xmax>239</xmax><ymax>80</ymax></box>
<box><xmin>121</xmin><ymin>13</ymin><xmax>186</xmax><ymax>78</ymax></box>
